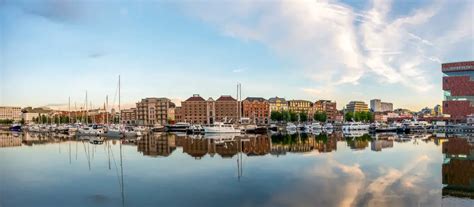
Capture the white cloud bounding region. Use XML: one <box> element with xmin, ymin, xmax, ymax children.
<box><xmin>180</xmin><ymin>0</ymin><xmax>472</xmax><ymax>95</ymax></box>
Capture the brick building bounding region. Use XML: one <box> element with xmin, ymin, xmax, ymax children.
<box><xmin>136</xmin><ymin>98</ymin><xmax>175</xmax><ymax>126</ymax></box>
<box><xmin>215</xmin><ymin>95</ymin><xmax>239</xmax><ymax>123</ymax></box>
<box><xmin>181</xmin><ymin>94</ymin><xmax>209</xmax><ymax>124</ymax></box>
<box><xmin>121</xmin><ymin>108</ymin><xmax>137</xmax><ymax>125</ymax></box>
<box><xmin>313</xmin><ymin>100</ymin><xmax>337</xmax><ymax>121</ymax></box>
<box><xmin>442</xmin><ymin>61</ymin><xmax>474</xmax><ymax>121</ymax></box>
<box><xmin>242</xmin><ymin>97</ymin><xmax>270</xmax><ymax>125</ymax></box>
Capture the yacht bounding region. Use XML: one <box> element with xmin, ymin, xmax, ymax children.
<box><xmin>286</xmin><ymin>122</ymin><xmax>297</xmax><ymax>132</ymax></box>
<box><xmin>324</xmin><ymin>123</ymin><xmax>334</xmax><ymax>130</ymax></box>
<box><xmin>342</xmin><ymin>122</ymin><xmax>370</xmax><ymax>131</ymax></box>
<box><xmin>203</xmin><ymin>122</ymin><xmax>241</xmax><ymax>133</ymax></box>
<box><xmin>165</xmin><ymin>122</ymin><xmax>191</xmax><ymax>132</ymax></box>
<box><xmin>311</xmin><ymin>122</ymin><xmax>323</xmax><ymax>131</ymax></box>
<box><xmin>77</xmin><ymin>125</ymin><xmax>106</xmax><ymax>136</ymax></box>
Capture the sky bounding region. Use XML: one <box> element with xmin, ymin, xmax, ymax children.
<box><xmin>0</xmin><ymin>0</ymin><xmax>473</xmax><ymax>111</ymax></box>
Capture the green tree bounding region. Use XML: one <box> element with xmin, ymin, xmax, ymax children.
<box><xmin>270</xmin><ymin>111</ymin><xmax>283</xmax><ymax>122</ymax></box>
<box><xmin>313</xmin><ymin>111</ymin><xmax>327</xmax><ymax>122</ymax></box>
<box><xmin>282</xmin><ymin>110</ymin><xmax>291</xmax><ymax>122</ymax></box>
<box><xmin>299</xmin><ymin>112</ymin><xmax>308</xmax><ymax>122</ymax></box>
<box><xmin>345</xmin><ymin>112</ymin><xmax>353</xmax><ymax>122</ymax></box>
<box><xmin>289</xmin><ymin>111</ymin><xmax>298</xmax><ymax>122</ymax></box>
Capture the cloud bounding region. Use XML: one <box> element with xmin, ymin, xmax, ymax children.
<box><xmin>88</xmin><ymin>52</ymin><xmax>106</xmax><ymax>59</ymax></box>
<box><xmin>232</xmin><ymin>68</ymin><xmax>245</xmax><ymax>73</ymax></box>
<box><xmin>8</xmin><ymin>0</ymin><xmax>84</xmax><ymax>23</ymax></box>
<box><xmin>180</xmin><ymin>0</ymin><xmax>472</xmax><ymax>93</ymax></box>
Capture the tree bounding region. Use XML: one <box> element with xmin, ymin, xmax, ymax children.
<box><xmin>282</xmin><ymin>110</ymin><xmax>291</xmax><ymax>122</ymax></box>
<box><xmin>299</xmin><ymin>112</ymin><xmax>308</xmax><ymax>122</ymax></box>
<box><xmin>289</xmin><ymin>111</ymin><xmax>298</xmax><ymax>122</ymax></box>
<box><xmin>345</xmin><ymin>112</ymin><xmax>353</xmax><ymax>122</ymax></box>
<box><xmin>270</xmin><ymin>111</ymin><xmax>283</xmax><ymax>122</ymax></box>
<box><xmin>313</xmin><ymin>111</ymin><xmax>327</xmax><ymax>122</ymax></box>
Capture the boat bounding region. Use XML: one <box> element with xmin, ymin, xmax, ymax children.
<box><xmin>268</xmin><ymin>124</ymin><xmax>278</xmax><ymax>131</ymax></box>
<box><xmin>203</xmin><ymin>122</ymin><xmax>241</xmax><ymax>133</ymax></box>
<box><xmin>286</xmin><ymin>122</ymin><xmax>297</xmax><ymax>132</ymax></box>
<box><xmin>342</xmin><ymin>122</ymin><xmax>370</xmax><ymax>131</ymax></box>
<box><xmin>9</xmin><ymin>124</ymin><xmax>22</xmax><ymax>132</ymax></box>
<box><xmin>324</xmin><ymin>123</ymin><xmax>334</xmax><ymax>130</ymax></box>
<box><xmin>311</xmin><ymin>122</ymin><xmax>323</xmax><ymax>131</ymax></box>
<box><xmin>187</xmin><ymin>124</ymin><xmax>204</xmax><ymax>134</ymax></box>
<box><xmin>165</xmin><ymin>122</ymin><xmax>190</xmax><ymax>132</ymax></box>
<box><xmin>123</xmin><ymin>126</ymin><xmax>142</xmax><ymax>137</ymax></box>
<box><xmin>151</xmin><ymin>124</ymin><xmax>165</xmax><ymax>132</ymax></box>
<box><xmin>77</xmin><ymin>125</ymin><xmax>106</xmax><ymax>136</ymax></box>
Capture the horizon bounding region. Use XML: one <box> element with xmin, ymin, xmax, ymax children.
<box><xmin>1</xmin><ymin>0</ymin><xmax>473</xmax><ymax>112</ymax></box>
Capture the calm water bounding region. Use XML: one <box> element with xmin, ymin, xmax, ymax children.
<box><xmin>1</xmin><ymin>131</ymin><xmax>473</xmax><ymax>207</ymax></box>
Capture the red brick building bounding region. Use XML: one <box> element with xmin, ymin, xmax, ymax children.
<box><xmin>242</xmin><ymin>97</ymin><xmax>270</xmax><ymax>125</ymax></box>
<box><xmin>313</xmin><ymin>100</ymin><xmax>337</xmax><ymax>122</ymax></box>
<box><xmin>442</xmin><ymin>61</ymin><xmax>474</xmax><ymax>121</ymax></box>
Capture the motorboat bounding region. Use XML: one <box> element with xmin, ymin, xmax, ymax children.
<box><xmin>9</xmin><ymin>124</ymin><xmax>22</xmax><ymax>132</ymax></box>
<box><xmin>311</xmin><ymin>122</ymin><xmax>323</xmax><ymax>131</ymax></box>
<box><xmin>187</xmin><ymin>124</ymin><xmax>204</xmax><ymax>134</ymax></box>
<box><xmin>165</xmin><ymin>122</ymin><xmax>191</xmax><ymax>132</ymax></box>
<box><xmin>78</xmin><ymin>125</ymin><xmax>106</xmax><ymax>136</ymax></box>
<box><xmin>324</xmin><ymin>123</ymin><xmax>334</xmax><ymax>130</ymax></box>
<box><xmin>342</xmin><ymin>122</ymin><xmax>370</xmax><ymax>131</ymax></box>
<box><xmin>286</xmin><ymin>122</ymin><xmax>297</xmax><ymax>132</ymax></box>
<box><xmin>203</xmin><ymin>122</ymin><xmax>241</xmax><ymax>133</ymax></box>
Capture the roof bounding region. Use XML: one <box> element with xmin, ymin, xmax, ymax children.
<box><xmin>216</xmin><ymin>95</ymin><xmax>236</xmax><ymax>101</ymax></box>
<box><xmin>244</xmin><ymin>97</ymin><xmax>267</xmax><ymax>102</ymax></box>
<box><xmin>442</xmin><ymin>61</ymin><xmax>474</xmax><ymax>73</ymax></box>
<box><xmin>268</xmin><ymin>97</ymin><xmax>286</xmax><ymax>103</ymax></box>
<box><xmin>185</xmin><ymin>95</ymin><xmax>206</xmax><ymax>102</ymax></box>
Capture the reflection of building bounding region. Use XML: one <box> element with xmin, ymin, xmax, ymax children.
<box><xmin>268</xmin><ymin>97</ymin><xmax>288</xmax><ymax>112</ymax></box>
<box><xmin>0</xmin><ymin>106</ymin><xmax>22</xmax><ymax>121</ymax></box>
<box><xmin>136</xmin><ymin>98</ymin><xmax>175</xmax><ymax>126</ymax></box>
<box><xmin>177</xmin><ymin>135</ymin><xmax>271</xmax><ymax>158</ymax></box>
<box><xmin>0</xmin><ymin>132</ymin><xmax>22</xmax><ymax>148</ymax></box>
<box><xmin>442</xmin><ymin>138</ymin><xmax>474</xmax><ymax>198</ymax></box>
<box><xmin>442</xmin><ymin>61</ymin><xmax>474</xmax><ymax>120</ymax></box>
<box><xmin>242</xmin><ymin>97</ymin><xmax>270</xmax><ymax>125</ymax></box>
<box><xmin>370</xmin><ymin>140</ymin><xmax>394</xmax><ymax>151</ymax></box>
<box><xmin>346</xmin><ymin>101</ymin><xmax>369</xmax><ymax>112</ymax></box>
<box><xmin>137</xmin><ymin>133</ymin><xmax>176</xmax><ymax>157</ymax></box>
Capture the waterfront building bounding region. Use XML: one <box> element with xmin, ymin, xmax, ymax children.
<box><xmin>242</xmin><ymin>97</ymin><xmax>270</xmax><ymax>125</ymax></box>
<box><xmin>268</xmin><ymin>97</ymin><xmax>288</xmax><ymax>112</ymax></box>
<box><xmin>174</xmin><ymin>107</ymin><xmax>183</xmax><ymax>123</ymax></box>
<box><xmin>0</xmin><ymin>106</ymin><xmax>22</xmax><ymax>121</ymax></box>
<box><xmin>136</xmin><ymin>97</ymin><xmax>175</xmax><ymax>126</ymax></box>
<box><xmin>370</xmin><ymin>99</ymin><xmax>393</xmax><ymax>112</ymax></box>
<box><xmin>21</xmin><ymin>107</ymin><xmax>53</xmax><ymax>123</ymax></box>
<box><xmin>121</xmin><ymin>108</ymin><xmax>137</xmax><ymax>125</ymax></box>
<box><xmin>181</xmin><ymin>94</ymin><xmax>209</xmax><ymax>124</ymax></box>
<box><xmin>434</xmin><ymin>104</ymin><xmax>443</xmax><ymax>116</ymax></box>
<box><xmin>345</xmin><ymin>101</ymin><xmax>369</xmax><ymax>113</ymax></box>
<box><xmin>313</xmin><ymin>100</ymin><xmax>337</xmax><ymax>122</ymax></box>
<box><xmin>442</xmin><ymin>61</ymin><xmax>474</xmax><ymax>121</ymax></box>
<box><xmin>288</xmin><ymin>100</ymin><xmax>313</xmax><ymax>114</ymax></box>
<box><xmin>215</xmin><ymin>95</ymin><xmax>239</xmax><ymax>123</ymax></box>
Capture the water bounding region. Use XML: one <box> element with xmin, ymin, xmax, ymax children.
<box><xmin>0</xmin><ymin>131</ymin><xmax>473</xmax><ymax>207</ymax></box>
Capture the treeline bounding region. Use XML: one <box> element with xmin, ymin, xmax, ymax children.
<box><xmin>344</xmin><ymin>111</ymin><xmax>373</xmax><ymax>122</ymax></box>
<box><xmin>270</xmin><ymin>110</ymin><xmax>328</xmax><ymax>122</ymax></box>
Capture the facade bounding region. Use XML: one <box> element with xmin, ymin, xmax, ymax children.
<box><xmin>288</xmin><ymin>100</ymin><xmax>313</xmax><ymax>114</ymax></box>
<box><xmin>181</xmin><ymin>94</ymin><xmax>209</xmax><ymax>124</ymax></box>
<box><xmin>370</xmin><ymin>99</ymin><xmax>393</xmax><ymax>112</ymax></box>
<box><xmin>0</xmin><ymin>106</ymin><xmax>22</xmax><ymax>121</ymax></box>
<box><xmin>215</xmin><ymin>95</ymin><xmax>239</xmax><ymax>123</ymax></box>
<box><xmin>313</xmin><ymin>100</ymin><xmax>337</xmax><ymax>122</ymax></box>
<box><xmin>434</xmin><ymin>104</ymin><xmax>443</xmax><ymax>116</ymax></box>
<box><xmin>121</xmin><ymin>108</ymin><xmax>137</xmax><ymax>125</ymax></box>
<box><xmin>136</xmin><ymin>98</ymin><xmax>175</xmax><ymax>126</ymax></box>
<box><xmin>174</xmin><ymin>107</ymin><xmax>183</xmax><ymax>123</ymax></box>
<box><xmin>346</xmin><ymin>101</ymin><xmax>369</xmax><ymax>112</ymax></box>
<box><xmin>242</xmin><ymin>97</ymin><xmax>270</xmax><ymax>125</ymax></box>
<box><xmin>442</xmin><ymin>61</ymin><xmax>474</xmax><ymax>120</ymax></box>
<box><xmin>268</xmin><ymin>97</ymin><xmax>288</xmax><ymax>112</ymax></box>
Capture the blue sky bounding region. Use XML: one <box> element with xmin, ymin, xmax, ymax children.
<box><xmin>1</xmin><ymin>0</ymin><xmax>472</xmax><ymax>111</ymax></box>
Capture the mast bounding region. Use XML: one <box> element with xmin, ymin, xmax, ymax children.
<box><xmin>68</xmin><ymin>97</ymin><xmax>71</xmax><ymax>124</ymax></box>
<box><xmin>85</xmin><ymin>91</ymin><xmax>88</xmax><ymax>124</ymax></box>
<box><xmin>118</xmin><ymin>75</ymin><xmax>121</xmax><ymax>125</ymax></box>
<box><xmin>106</xmin><ymin>95</ymin><xmax>109</xmax><ymax>125</ymax></box>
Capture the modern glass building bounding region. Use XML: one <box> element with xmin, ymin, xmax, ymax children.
<box><xmin>442</xmin><ymin>61</ymin><xmax>474</xmax><ymax>120</ymax></box>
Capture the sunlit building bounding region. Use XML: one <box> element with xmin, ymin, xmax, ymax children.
<box><xmin>442</xmin><ymin>61</ymin><xmax>474</xmax><ymax>121</ymax></box>
<box><xmin>345</xmin><ymin>101</ymin><xmax>369</xmax><ymax>113</ymax></box>
<box><xmin>313</xmin><ymin>100</ymin><xmax>337</xmax><ymax>121</ymax></box>
<box><xmin>268</xmin><ymin>97</ymin><xmax>288</xmax><ymax>112</ymax></box>
<box><xmin>242</xmin><ymin>97</ymin><xmax>270</xmax><ymax>125</ymax></box>
<box><xmin>0</xmin><ymin>106</ymin><xmax>22</xmax><ymax>121</ymax></box>
<box><xmin>288</xmin><ymin>100</ymin><xmax>313</xmax><ymax>114</ymax></box>
<box><xmin>136</xmin><ymin>97</ymin><xmax>175</xmax><ymax>126</ymax></box>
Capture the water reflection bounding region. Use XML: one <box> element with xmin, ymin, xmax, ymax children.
<box><xmin>1</xmin><ymin>131</ymin><xmax>473</xmax><ymax>206</ymax></box>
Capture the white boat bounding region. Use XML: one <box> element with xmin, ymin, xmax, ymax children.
<box><xmin>311</xmin><ymin>122</ymin><xmax>323</xmax><ymax>130</ymax></box>
<box><xmin>286</xmin><ymin>122</ymin><xmax>297</xmax><ymax>132</ymax></box>
<box><xmin>342</xmin><ymin>122</ymin><xmax>370</xmax><ymax>131</ymax></box>
<box><xmin>78</xmin><ymin>125</ymin><xmax>106</xmax><ymax>136</ymax></box>
<box><xmin>203</xmin><ymin>122</ymin><xmax>241</xmax><ymax>133</ymax></box>
<box><xmin>324</xmin><ymin>123</ymin><xmax>334</xmax><ymax>129</ymax></box>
